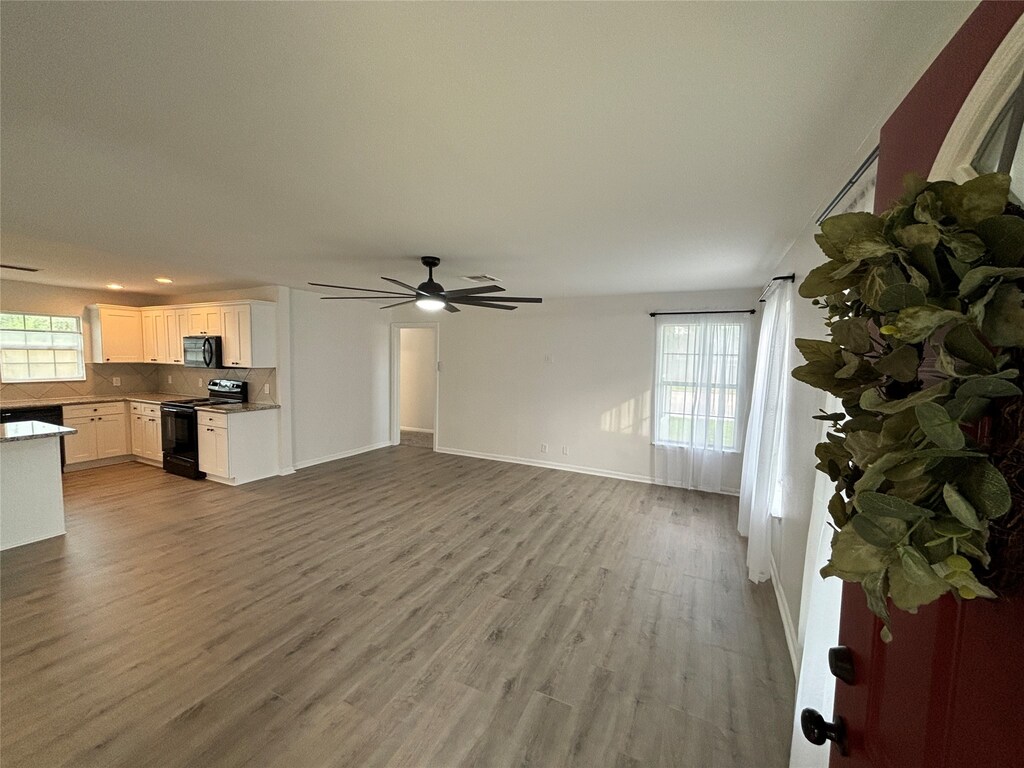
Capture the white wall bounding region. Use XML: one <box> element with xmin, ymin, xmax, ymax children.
<box><xmin>399</xmin><ymin>328</ymin><xmax>436</xmax><ymax>431</ymax></box>
<box><xmin>394</xmin><ymin>288</ymin><xmax>758</xmax><ymax>490</ymax></box>
<box><xmin>289</xmin><ymin>288</ymin><xmax>390</xmax><ymax>468</ymax></box>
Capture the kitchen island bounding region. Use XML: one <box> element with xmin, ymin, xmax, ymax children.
<box><xmin>1</xmin><ymin>420</ymin><xmax>77</xmax><ymax>550</ymax></box>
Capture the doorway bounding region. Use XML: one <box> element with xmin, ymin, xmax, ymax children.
<box><xmin>390</xmin><ymin>323</ymin><xmax>439</xmax><ymax>449</ymax></box>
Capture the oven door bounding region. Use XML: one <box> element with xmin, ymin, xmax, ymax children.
<box><xmin>161</xmin><ymin>405</ymin><xmax>198</xmax><ymax>459</ymax></box>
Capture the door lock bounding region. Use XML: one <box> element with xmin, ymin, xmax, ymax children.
<box><xmin>800</xmin><ymin>708</ymin><xmax>849</xmax><ymax>756</ymax></box>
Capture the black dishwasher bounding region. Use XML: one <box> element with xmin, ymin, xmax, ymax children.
<box><xmin>1</xmin><ymin>405</ymin><xmax>66</xmax><ymax>468</ymax></box>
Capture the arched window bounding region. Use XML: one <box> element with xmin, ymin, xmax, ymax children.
<box><xmin>971</xmin><ymin>73</ymin><xmax>1024</xmax><ymax>203</ymax></box>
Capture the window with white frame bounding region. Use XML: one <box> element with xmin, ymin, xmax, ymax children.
<box><xmin>0</xmin><ymin>312</ymin><xmax>86</xmax><ymax>383</ymax></box>
<box><xmin>654</xmin><ymin>317</ymin><xmax>745</xmax><ymax>450</ymax></box>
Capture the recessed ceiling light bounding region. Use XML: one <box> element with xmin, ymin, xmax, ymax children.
<box><xmin>154</xmin><ymin>277</ymin><xmax>173</xmax><ymax>284</ymax></box>
<box><xmin>106</xmin><ymin>283</ymin><xmax>124</xmax><ymax>290</ymax></box>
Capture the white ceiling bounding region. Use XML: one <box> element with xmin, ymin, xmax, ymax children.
<box><xmin>1</xmin><ymin>1</ymin><xmax>975</xmax><ymax>299</ymax></box>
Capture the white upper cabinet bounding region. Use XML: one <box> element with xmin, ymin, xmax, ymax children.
<box><xmin>164</xmin><ymin>308</ymin><xmax>188</xmax><ymax>365</ymax></box>
<box><xmin>89</xmin><ymin>305</ymin><xmax>144</xmax><ymax>363</ymax></box>
<box><xmin>141</xmin><ymin>309</ymin><xmax>167</xmax><ymax>364</ymax></box>
<box><xmin>220</xmin><ymin>302</ymin><xmax>276</xmax><ymax>368</ymax></box>
<box><xmin>90</xmin><ymin>301</ymin><xmax>275</xmax><ymax>368</ymax></box>
<box><xmin>187</xmin><ymin>307</ymin><xmax>222</xmax><ymax>336</ymax></box>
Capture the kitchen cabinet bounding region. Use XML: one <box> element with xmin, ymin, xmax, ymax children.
<box><xmin>219</xmin><ymin>302</ymin><xmax>276</xmax><ymax>368</ymax></box>
<box><xmin>129</xmin><ymin>401</ymin><xmax>163</xmax><ymax>463</ymax></box>
<box><xmin>164</xmin><ymin>308</ymin><xmax>188</xmax><ymax>365</ymax></box>
<box><xmin>141</xmin><ymin>309</ymin><xmax>167</xmax><ymax>364</ymax></box>
<box><xmin>187</xmin><ymin>307</ymin><xmax>222</xmax><ymax>337</ymax></box>
<box><xmin>196</xmin><ymin>407</ymin><xmax>278</xmax><ymax>485</ymax></box>
<box><xmin>88</xmin><ymin>305</ymin><xmax>143</xmax><ymax>363</ymax></box>
<box><xmin>62</xmin><ymin>402</ymin><xmax>129</xmax><ymax>464</ymax></box>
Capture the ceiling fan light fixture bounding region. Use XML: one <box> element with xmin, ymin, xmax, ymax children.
<box><xmin>415</xmin><ymin>296</ymin><xmax>446</xmax><ymax>312</ymax></box>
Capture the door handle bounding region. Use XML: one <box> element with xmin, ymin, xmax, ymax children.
<box><xmin>203</xmin><ymin>337</ymin><xmax>213</xmax><ymax>367</ymax></box>
<box><xmin>801</xmin><ymin>709</ymin><xmax>849</xmax><ymax>756</ymax></box>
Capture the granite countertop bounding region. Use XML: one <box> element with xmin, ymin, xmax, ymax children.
<box><xmin>0</xmin><ymin>420</ymin><xmax>78</xmax><ymax>443</ymax></box>
<box><xmin>195</xmin><ymin>402</ymin><xmax>281</xmax><ymax>414</ymax></box>
<box><xmin>0</xmin><ymin>392</ymin><xmax>187</xmax><ymax>409</ymax></box>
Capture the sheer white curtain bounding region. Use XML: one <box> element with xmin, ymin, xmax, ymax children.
<box><xmin>738</xmin><ymin>280</ymin><xmax>793</xmax><ymax>582</ymax></box>
<box><xmin>652</xmin><ymin>313</ymin><xmax>753</xmax><ymax>493</ymax></box>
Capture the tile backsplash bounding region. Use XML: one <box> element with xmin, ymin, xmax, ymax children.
<box><xmin>0</xmin><ymin>364</ymin><xmax>277</xmax><ymax>404</ymax></box>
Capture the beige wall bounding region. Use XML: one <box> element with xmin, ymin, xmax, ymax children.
<box><xmin>399</xmin><ymin>328</ymin><xmax>436</xmax><ymax>431</ymax></box>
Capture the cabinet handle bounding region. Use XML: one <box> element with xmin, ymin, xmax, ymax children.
<box><xmin>97</xmin><ymin>417</ymin><xmax>102</xmax><ymax>421</ymax></box>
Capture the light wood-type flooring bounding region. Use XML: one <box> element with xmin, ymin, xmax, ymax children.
<box><xmin>1</xmin><ymin>447</ymin><xmax>794</xmax><ymax>767</ymax></box>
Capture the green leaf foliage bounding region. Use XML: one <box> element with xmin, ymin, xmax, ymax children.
<box><xmin>794</xmin><ymin>173</ymin><xmax>1023</xmax><ymax>639</ymax></box>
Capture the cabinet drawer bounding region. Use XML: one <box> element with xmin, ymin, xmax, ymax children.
<box><xmin>198</xmin><ymin>410</ymin><xmax>228</xmax><ymax>428</ymax></box>
<box><xmin>129</xmin><ymin>401</ymin><xmax>161</xmax><ymax>417</ymax></box>
<box><xmin>64</xmin><ymin>402</ymin><xmax>124</xmax><ymax>419</ymax></box>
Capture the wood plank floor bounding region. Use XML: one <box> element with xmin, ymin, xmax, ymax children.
<box><xmin>1</xmin><ymin>447</ymin><xmax>794</xmax><ymax>767</ymax></box>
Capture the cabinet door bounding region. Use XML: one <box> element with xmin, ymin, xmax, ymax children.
<box><xmin>164</xmin><ymin>309</ymin><xmax>187</xmax><ymax>365</ymax></box>
<box><xmin>97</xmin><ymin>308</ymin><xmax>143</xmax><ymax>363</ymax></box>
<box><xmin>95</xmin><ymin>413</ymin><xmax>128</xmax><ymax>458</ymax></box>
<box><xmin>64</xmin><ymin>417</ymin><xmax>98</xmax><ymax>463</ymax></box>
<box><xmin>141</xmin><ymin>310</ymin><xmax>166</xmax><ymax>363</ymax></box>
<box><xmin>220</xmin><ymin>304</ymin><xmax>252</xmax><ymax>368</ymax></box>
<box><xmin>131</xmin><ymin>413</ymin><xmax>145</xmax><ymax>456</ymax></box>
<box><xmin>198</xmin><ymin>425</ymin><xmax>228</xmax><ymax>476</ymax></box>
<box><xmin>187</xmin><ymin>307</ymin><xmax>222</xmax><ymax>336</ymax></box>
<box><xmin>143</xmin><ymin>416</ymin><xmax>162</xmax><ymax>461</ymax></box>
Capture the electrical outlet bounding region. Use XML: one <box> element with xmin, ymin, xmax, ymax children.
<box><xmin>112</xmin><ymin>377</ymin><xmax>121</xmax><ymax>386</ymax></box>
<box><xmin>562</xmin><ymin>445</ymin><xmax>568</xmax><ymax>456</ymax></box>
<box><xmin>544</xmin><ymin>354</ymin><xmax>554</xmax><ymax>364</ymax></box>
<box><xmin>197</xmin><ymin>377</ymin><xmax>204</xmax><ymax>387</ymax></box>
<box><xmin>540</xmin><ymin>443</ymin><xmax>548</xmax><ymax>454</ymax></box>
<box><xmin>167</xmin><ymin>375</ymin><xmax>173</xmax><ymax>384</ymax></box>
<box><xmin>264</xmin><ymin>383</ymin><xmax>270</xmax><ymax>394</ymax></box>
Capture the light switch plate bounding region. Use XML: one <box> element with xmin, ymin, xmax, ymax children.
<box><xmin>264</xmin><ymin>383</ymin><xmax>270</xmax><ymax>394</ymax></box>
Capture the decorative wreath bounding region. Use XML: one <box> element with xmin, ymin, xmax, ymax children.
<box><xmin>794</xmin><ymin>173</ymin><xmax>1024</xmax><ymax>640</ymax></box>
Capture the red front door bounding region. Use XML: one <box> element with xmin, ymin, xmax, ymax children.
<box><xmin>827</xmin><ymin>4</ymin><xmax>1024</xmax><ymax>767</ymax></box>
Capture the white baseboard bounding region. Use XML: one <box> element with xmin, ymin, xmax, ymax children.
<box><xmin>292</xmin><ymin>441</ymin><xmax>391</xmax><ymax>471</ymax></box>
<box><xmin>435</xmin><ymin>446</ymin><xmax>738</xmax><ymax>496</ymax></box>
<box><xmin>769</xmin><ymin>552</ymin><xmax>801</xmax><ymax>678</ymax></box>
<box><xmin>399</xmin><ymin>427</ymin><xmax>434</xmax><ymax>434</ymax></box>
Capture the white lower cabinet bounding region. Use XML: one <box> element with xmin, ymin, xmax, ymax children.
<box><xmin>129</xmin><ymin>401</ymin><xmax>163</xmax><ymax>463</ymax></box>
<box><xmin>196</xmin><ymin>408</ymin><xmax>278</xmax><ymax>485</ymax></box>
<box><xmin>62</xmin><ymin>403</ymin><xmax>129</xmax><ymax>465</ymax></box>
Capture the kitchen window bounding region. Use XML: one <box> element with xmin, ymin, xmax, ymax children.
<box><xmin>654</xmin><ymin>316</ymin><xmax>747</xmax><ymax>451</ymax></box>
<box><xmin>0</xmin><ymin>312</ymin><xmax>86</xmax><ymax>383</ymax></box>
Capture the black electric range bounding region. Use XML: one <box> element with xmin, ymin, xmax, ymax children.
<box><xmin>161</xmin><ymin>379</ymin><xmax>247</xmax><ymax>479</ymax></box>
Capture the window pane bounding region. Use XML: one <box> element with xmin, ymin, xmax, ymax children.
<box><xmin>27</xmin><ymin>349</ymin><xmax>55</xmax><ymax>364</ymax></box>
<box><xmin>28</xmin><ymin>361</ymin><xmax>57</xmax><ymax>379</ymax></box>
<box><xmin>0</xmin><ymin>313</ymin><xmax>25</xmax><ymax>330</ymax></box>
<box><xmin>55</xmin><ymin>362</ymin><xmax>82</xmax><ymax>378</ymax></box>
<box><xmin>2</xmin><ymin>363</ymin><xmax>29</xmax><ymax>380</ymax></box>
<box><xmin>24</xmin><ymin>315</ymin><xmax>52</xmax><ymax>331</ymax></box>
<box><xmin>53</xmin><ymin>349</ymin><xmax>78</xmax><ymax>363</ymax></box>
<box><xmin>50</xmin><ymin>316</ymin><xmax>79</xmax><ymax>332</ymax></box>
<box><xmin>0</xmin><ymin>330</ymin><xmax>27</xmax><ymax>347</ymax></box>
<box><xmin>1</xmin><ymin>349</ymin><xmax>28</xmax><ymax>364</ymax></box>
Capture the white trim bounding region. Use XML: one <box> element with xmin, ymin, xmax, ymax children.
<box><xmin>931</xmin><ymin>14</ymin><xmax>1024</xmax><ymax>180</ymax></box>
<box><xmin>399</xmin><ymin>426</ymin><xmax>434</xmax><ymax>434</ymax></box>
<box><xmin>292</xmin><ymin>441</ymin><xmax>391</xmax><ymax>470</ymax></box>
<box><xmin>770</xmin><ymin>551</ymin><xmax>801</xmax><ymax>678</ymax></box>
<box><xmin>435</xmin><ymin>445</ymin><xmax>740</xmax><ymax>495</ymax></box>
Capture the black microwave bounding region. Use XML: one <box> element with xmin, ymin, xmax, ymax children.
<box><xmin>183</xmin><ymin>336</ymin><xmax>222</xmax><ymax>368</ymax></box>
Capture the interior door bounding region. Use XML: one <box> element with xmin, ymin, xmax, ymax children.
<box><xmin>822</xmin><ymin>4</ymin><xmax>1024</xmax><ymax>767</ymax></box>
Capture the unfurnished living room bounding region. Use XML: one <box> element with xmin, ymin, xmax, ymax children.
<box><xmin>2</xmin><ymin>3</ymin><xmax>1024</xmax><ymax>767</ymax></box>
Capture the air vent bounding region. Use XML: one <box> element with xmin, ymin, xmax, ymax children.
<box><xmin>461</xmin><ymin>274</ymin><xmax>501</xmax><ymax>283</ymax></box>
<box><xmin>0</xmin><ymin>264</ymin><xmax>40</xmax><ymax>272</ymax></box>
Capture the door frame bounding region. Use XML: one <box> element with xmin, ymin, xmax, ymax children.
<box><xmin>389</xmin><ymin>322</ymin><xmax>440</xmax><ymax>449</ymax></box>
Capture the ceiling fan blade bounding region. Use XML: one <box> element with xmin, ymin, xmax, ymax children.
<box><xmin>444</xmin><ymin>303</ymin><xmax>461</xmax><ymax>313</ymax></box>
<box><xmin>320</xmin><ymin>294</ymin><xmax>415</xmax><ymax>300</ymax></box>
<box><xmin>309</xmin><ymin>282</ymin><xmax>410</xmax><ymax>296</ymax></box>
<box><xmin>448</xmin><ymin>299</ymin><xmax>516</xmax><ymax>310</ymax></box>
<box><xmin>442</xmin><ymin>285</ymin><xmax>506</xmax><ymax>298</ymax></box>
<box><xmin>453</xmin><ymin>295</ymin><xmax>543</xmax><ymax>303</ymax></box>
<box><xmin>380</xmin><ymin>299</ymin><xmax>417</xmax><ymax>309</ymax></box>
<box><xmin>382</xmin><ymin>276</ymin><xmax>421</xmax><ymax>293</ymax></box>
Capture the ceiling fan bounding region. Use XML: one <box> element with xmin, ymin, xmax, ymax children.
<box><xmin>309</xmin><ymin>256</ymin><xmax>543</xmax><ymax>313</ymax></box>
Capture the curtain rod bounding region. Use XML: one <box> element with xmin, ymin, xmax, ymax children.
<box><xmin>757</xmin><ymin>273</ymin><xmax>796</xmax><ymax>303</ymax></box>
<box><xmin>649</xmin><ymin>309</ymin><xmax>755</xmax><ymax>317</ymax></box>
<box><xmin>817</xmin><ymin>146</ymin><xmax>879</xmax><ymax>224</ymax></box>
